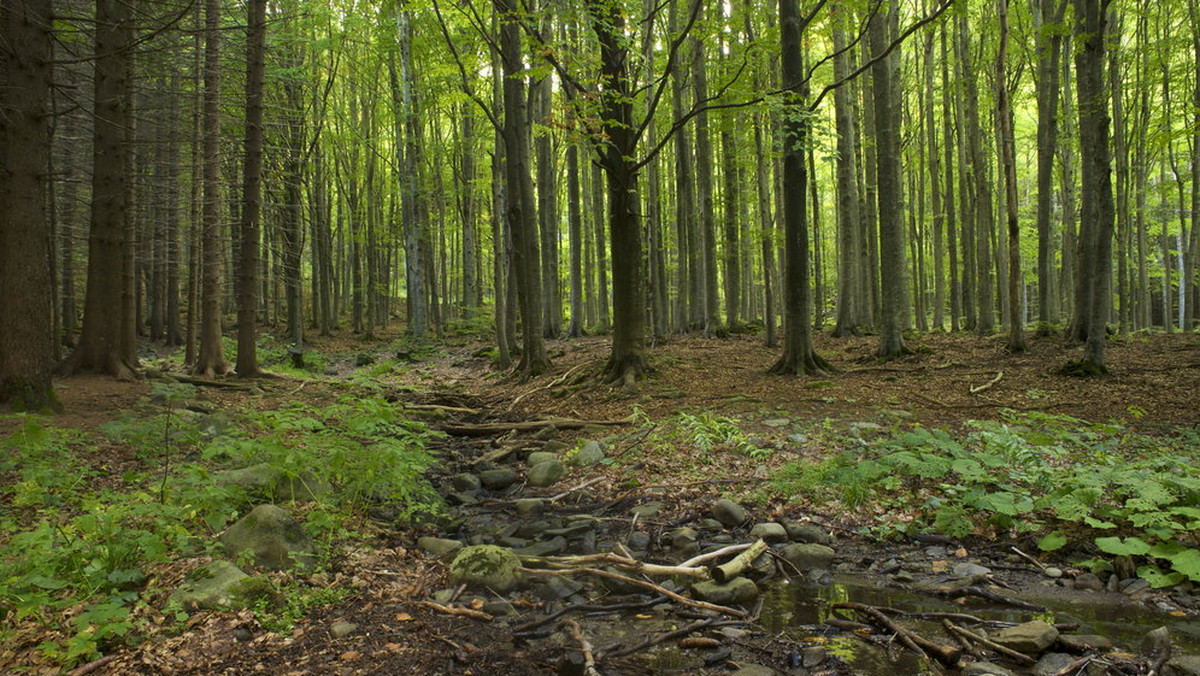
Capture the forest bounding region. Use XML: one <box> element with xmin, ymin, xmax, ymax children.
<box><xmin>3</xmin><ymin>0</ymin><xmax>1200</xmax><ymax>673</ymax></box>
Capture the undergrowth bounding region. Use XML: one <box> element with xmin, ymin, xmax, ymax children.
<box><xmin>770</xmin><ymin>411</ymin><xmax>1200</xmax><ymax>588</ymax></box>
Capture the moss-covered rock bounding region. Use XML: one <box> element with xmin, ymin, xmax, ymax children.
<box><xmin>449</xmin><ymin>545</ymin><xmax>524</xmax><ymax>592</ymax></box>
<box><xmin>219</xmin><ymin>504</ymin><xmax>316</xmax><ymax>570</ymax></box>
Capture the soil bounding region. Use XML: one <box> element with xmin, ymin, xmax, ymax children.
<box><xmin>3</xmin><ymin>330</ymin><xmax>1199</xmax><ymax>675</ymax></box>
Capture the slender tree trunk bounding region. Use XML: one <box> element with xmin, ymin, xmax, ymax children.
<box><xmin>1189</xmin><ymin>0</ymin><xmax>1200</xmax><ymax>331</ymax></box>
<box><xmin>671</xmin><ymin>2</ymin><xmax>696</xmax><ymax>332</ymax></box>
<box><xmin>1034</xmin><ymin>0</ymin><xmax>1066</xmax><ymax>335</ymax></box>
<box><xmin>235</xmin><ymin>0</ymin><xmax>266</xmax><ymax>376</ymax></box>
<box><xmin>396</xmin><ymin>5</ymin><xmax>428</xmax><ymax>339</ymax></box>
<box><xmin>998</xmin><ymin>0</ymin><xmax>1025</xmax><ymax>351</ymax></box>
<box><xmin>941</xmin><ymin>26</ymin><xmax>960</xmax><ymax>331</ymax></box>
<box><xmin>692</xmin><ymin>36</ymin><xmax>723</xmax><ymax>337</ymax></box>
<box><xmin>923</xmin><ymin>30</ymin><xmax>945</xmax><ymax>331</ymax></box>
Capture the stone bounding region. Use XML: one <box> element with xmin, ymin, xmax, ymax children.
<box><xmin>1165</xmin><ymin>655</ymin><xmax>1200</xmax><ymax>676</ymax></box>
<box><xmin>787</xmin><ymin>433</ymin><xmax>810</xmax><ymax>445</ymax></box>
<box><xmin>1032</xmin><ymin>653</ymin><xmax>1076</xmax><ymax>676</ymax></box>
<box><xmin>217</xmin><ymin>463</ymin><xmax>329</xmax><ymax>503</ymax></box>
<box><xmin>479</xmin><ymin>468</ymin><xmax>519</xmax><ymax>491</ymax></box>
<box><xmin>1044</xmin><ymin>566</ymin><xmax>1063</xmax><ymax>579</ymax></box>
<box><xmin>627</xmin><ymin>531</ymin><xmax>651</xmax><ymax>551</ymax></box>
<box><xmin>953</xmin><ymin>562</ymin><xmax>993</xmax><ymax>578</ymax></box>
<box><xmin>1142</xmin><ymin>626</ymin><xmax>1172</xmax><ymax>655</ymax></box>
<box><xmin>763</xmin><ymin>418</ymin><xmax>791</xmax><ymax>427</ymax></box>
<box><xmin>527</xmin><ymin>460</ymin><xmax>566</xmax><ymax>487</ymax></box>
<box><xmin>1073</xmin><ymin>573</ymin><xmax>1104</xmax><ymax>591</ymax></box>
<box><xmin>729</xmin><ymin>665</ymin><xmax>777</xmax><ymax>676</ymax></box>
<box><xmin>1057</xmin><ymin>634</ymin><xmax>1113</xmax><ymax>653</ymax></box>
<box><xmin>691</xmin><ymin>578</ymin><xmax>760</xmax><ymax>605</ymax></box>
<box><xmin>533</xmin><ymin>425</ymin><xmax>559</xmax><ymax>441</ymax></box>
<box><xmin>667</xmin><ymin>527</ymin><xmax>699</xmax><ymax>550</ymax></box>
<box><xmin>781</xmin><ymin>520</ymin><xmax>832</xmax><ymax>544</ymax></box>
<box><xmin>450</xmin><ymin>473</ymin><xmax>481</xmax><ymax>492</ymax></box>
<box><xmin>417</xmin><ymin>537</ymin><xmax>464</xmax><ymax>561</ymax></box>
<box><xmin>526</xmin><ymin>451</ymin><xmax>558</xmax><ymax>467</ymax></box>
<box><xmin>568</xmin><ymin>440</ymin><xmax>606</xmax><ymax>467</ymax></box>
<box><xmin>961</xmin><ymin>662</ymin><xmax>1016</xmax><ymax>676</ymax></box>
<box><xmin>219</xmin><ymin>504</ymin><xmax>316</xmax><ymax>570</ymax></box>
<box><xmin>541</xmin><ymin>439</ymin><xmax>571</xmax><ymax>454</ymax></box>
<box><xmin>711</xmin><ymin>499</ymin><xmax>747</xmax><ymax>528</ymax></box>
<box><xmin>330</xmin><ymin>621</ymin><xmax>358</xmax><ymax>639</ymax></box>
<box><xmin>449</xmin><ymin>545</ymin><xmax>524</xmax><ymax>592</ymax></box>
<box><xmin>992</xmin><ymin>621</ymin><xmax>1060</xmax><ymax>655</ymax></box>
<box><xmin>513</xmin><ymin>536</ymin><xmax>568</xmax><ymax>557</ymax></box>
<box><xmin>629</xmin><ymin>501</ymin><xmax>664</xmax><ymax>518</ymax></box>
<box><xmin>1123</xmin><ymin>578</ymin><xmax>1152</xmax><ymax>597</ymax></box>
<box><xmin>779</xmin><ymin>543</ymin><xmax>836</xmax><ymax>572</ymax></box>
<box><xmin>748</xmin><ymin>522</ymin><xmax>788</xmax><ymax>543</ymax></box>
<box><xmin>802</xmin><ymin>646</ymin><xmax>827</xmax><ymax>668</ymax></box>
<box><xmin>848</xmin><ymin>421</ymin><xmax>883</xmax><ymax>435</ymax></box>
<box><xmin>169</xmin><ymin>561</ymin><xmax>256</xmax><ymax>611</ymax></box>
<box><xmin>515</xmin><ymin>498</ymin><xmax>544</xmax><ymax>518</ymax></box>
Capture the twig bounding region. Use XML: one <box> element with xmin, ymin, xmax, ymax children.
<box><xmin>832</xmin><ymin>602</ymin><xmax>961</xmax><ymax>666</ymax></box>
<box><xmin>942</xmin><ymin>619</ymin><xmax>1036</xmax><ymax>665</ymax></box>
<box><xmin>548</xmin><ymin>476</ymin><xmax>606</xmax><ymax>502</ymax></box>
<box><xmin>68</xmin><ymin>655</ymin><xmax>118</xmax><ymax>676</ymax></box>
<box><xmin>969</xmin><ymin>371</ymin><xmax>1004</xmax><ymax>394</ymax></box>
<box><xmin>599</xmin><ymin>618</ymin><xmax>718</xmax><ymax>660</ymax></box>
<box><xmin>561</xmin><ymin>619</ymin><xmax>601</xmax><ymax>676</ymax></box>
<box><xmin>932</xmin><ymin>586</ymin><xmax>1047</xmax><ymax>611</ymax></box>
<box><xmin>711</xmin><ymin>540</ymin><xmax>768</xmax><ymax>583</ymax></box>
<box><xmin>418</xmin><ymin>600</ymin><xmax>493</xmax><ymax>621</ymax></box>
<box><xmin>1056</xmin><ymin>656</ymin><xmax>1095</xmax><ymax>676</ymax></box>
<box><xmin>507</xmin><ymin>363</ymin><xmax>591</xmax><ymax>412</ymax></box>
<box><xmin>513</xmin><ymin>596</ymin><xmax>668</xmax><ymax>633</ymax></box>
<box><xmin>517</xmin><ymin>566</ymin><xmax>746</xmax><ymax>617</ymax></box>
<box><xmin>1010</xmin><ymin>546</ymin><xmax>1048</xmax><ymax>572</ymax></box>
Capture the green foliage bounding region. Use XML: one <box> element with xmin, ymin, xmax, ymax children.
<box><xmin>643</xmin><ymin>410</ymin><xmax>769</xmax><ymax>461</ymax></box>
<box><xmin>770</xmin><ymin>412</ymin><xmax>1200</xmax><ymax>587</ymax></box>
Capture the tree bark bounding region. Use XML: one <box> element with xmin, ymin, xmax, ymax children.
<box><xmin>235</xmin><ymin>0</ymin><xmax>267</xmax><ymax>377</ymax></box>
<box><xmin>998</xmin><ymin>0</ymin><xmax>1025</xmax><ymax>352</ymax></box>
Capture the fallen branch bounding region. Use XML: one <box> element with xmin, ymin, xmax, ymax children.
<box><xmin>932</xmin><ymin>586</ymin><xmax>1047</xmax><ymax>611</ymax></box>
<box><xmin>942</xmin><ymin>620</ymin><xmax>1035</xmax><ymax>665</ymax></box>
<box><xmin>678</xmin><ymin>542</ymin><xmax>756</xmax><ymax>569</ymax></box>
<box><xmin>710</xmin><ymin>540</ymin><xmax>768</xmax><ymax>583</ymax></box>
<box><xmin>1010</xmin><ymin>546</ymin><xmax>1048</xmax><ymax>572</ymax></box>
<box><xmin>599</xmin><ymin>618</ymin><xmax>718</xmax><ymax>660</ymax></box>
<box><xmin>1056</xmin><ymin>656</ymin><xmax>1095</xmax><ymax>676</ymax></box>
<box><xmin>442</xmin><ymin>416</ymin><xmax>632</xmax><ymax>437</ymax></box>
<box><xmin>969</xmin><ymin>371</ymin><xmax>1004</xmax><ymax>394</ymax></box>
<box><xmin>521</xmin><ymin>551</ymin><xmax>709</xmax><ymax>579</ymax></box>
<box><xmin>517</xmin><ymin>566</ymin><xmax>746</xmax><ymax>617</ymax></box>
<box><xmin>68</xmin><ymin>655</ymin><xmax>118</xmax><ymax>676</ymax></box>
<box><xmin>561</xmin><ymin>619</ymin><xmax>601</xmax><ymax>676</ymax></box>
<box><xmin>513</xmin><ymin>596</ymin><xmax>668</xmax><ymax>633</ymax></box>
<box><xmin>418</xmin><ymin>600</ymin><xmax>493</xmax><ymax>621</ymax></box>
<box><xmin>548</xmin><ymin>477</ymin><xmax>606</xmax><ymax>503</ymax></box>
<box><xmin>507</xmin><ymin>363</ymin><xmax>591</xmax><ymax>412</ymax></box>
<box><xmin>405</xmin><ymin>403</ymin><xmax>483</xmax><ymax>415</ymax></box>
<box><xmin>833</xmin><ymin>602</ymin><xmax>961</xmax><ymax>666</ymax></box>
<box><xmin>168</xmin><ymin>375</ymin><xmax>253</xmax><ymax>389</ymax></box>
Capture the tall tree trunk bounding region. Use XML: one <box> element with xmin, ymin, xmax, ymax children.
<box><xmin>1189</xmin><ymin>0</ymin><xmax>1200</xmax><ymax>331</ymax></box>
<box><xmin>692</xmin><ymin>35</ymin><xmax>723</xmax><ymax>337</ymax></box>
<box><xmin>958</xmin><ymin>14</ymin><xmax>994</xmax><ymax>334</ymax></box>
<box><xmin>460</xmin><ymin>105</ymin><xmax>480</xmax><ymax>319</ymax></box>
<box><xmin>1034</xmin><ymin>0</ymin><xmax>1066</xmax><ymax>334</ymax></box>
<box><xmin>670</xmin><ymin>2</ymin><xmax>696</xmax><ymax>332</ymax></box>
<box><xmin>236</xmin><ymin>0</ymin><xmax>267</xmax><ymax>376</ymax></box>
<box><xmin>998</xmin><ymin>0</ymin><xmax>1025</xmax><ymax>352</ymax></box>
<box><xmin>924</xmin><ymin>29</ymin><xmax>945</xmax><ymax>332</ymax></box>
<box><xmin>396</xmin><ymin>5</ymin><xmax>428</xmax><ymax>339</ymax></box>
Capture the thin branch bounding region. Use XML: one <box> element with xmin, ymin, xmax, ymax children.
<box><xmin>431</xmin><ymin>0</ymin><xmax>502</xmax><ymax>133</ymax></box>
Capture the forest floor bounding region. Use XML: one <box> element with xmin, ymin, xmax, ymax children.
<box><xmin>3</xmin><ymin>329</ymin><xmax>1200</xmax><ymax>675</ymax></box>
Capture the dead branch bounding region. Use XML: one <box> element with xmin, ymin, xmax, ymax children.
<box><xmin>418</xmin><ymin>600</ymin><xmax>493</xmax><ymax>621</ymax></box>
<box><xmin>442</xmin><ymin>416</ymin><xmax>632</xmax><ymax>437</ymax></box>
<box><xmin>561</xmin><ymin>619</ymin><xmax>601</xmax><ymax>676</ymax></box>
<box><xmin>599</xmin><ymin>618</ymin><xmax>718</xmax><ymax>660</ymax></box>
<box><xmin>513</xmin><ymin>596</ymin><xmax>668</xmax><ymax>633</ymax></box>
<box><xmin>969</xmin><ymin>371</ymin><xmax>1004</xmax><ymax>394</ymax></box>
<box><xmin>710</xmin><ymin>540</ymin><xmax>768</xmax><ymax>583</ymax></box>
<box><xmin>168</xmin><ymin>374</ymin><xmax>254</xmax><ymax>389</ymax></box>
<box><xmin>507</xmin><ymin>363</ymin><xmax>591</xmax><ymax>412</ymax></box>
<box><xmin>405</xmin><ymin>403</ymin><xmax>482</xmax><ymax>415</ymax></box>
<box><xmin>68</xmin><ymin>655</ymin><xmax>118</xmax><ymax>676</ymax></box>
<box><xmin>942</xmin><ymin>620</ymin><xmax>1035</xmax><ymax>665</ymax></box>
<box><xmin>833</xmin><ymin>602</ymin><xmax>961</xmax><ymax>667</ymax></box>
<box><xmin>678</xmin><ymin>542</ymin><xmax>755</xmax><ymax>569</ymax></box>
<box><xmin>549</xmin><ymin>477</ymin><xmax>606</xmax><ymax>502</ymax></box>
<box><xmin>521</xmin><ymin>551</ymin><xmax>709</xmax><ymax>579</ymax></box>
<box><xmin>932</xmin><ymin>586</ymin><xmax>1047</xmax><ymax>611</ymax></box>
<box><xmin>517</xmin><ymin>566</ymin><xmax>746</xmax><ymax>617</ymax></box>
<box><xmin>1057</xmin><ymin>656</ymin><xmax>1095</xmax><ymax>676</ymax></box>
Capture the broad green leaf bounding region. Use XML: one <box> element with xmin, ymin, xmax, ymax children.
<box><xmin>1037</xmin><ymin>531</ymin><xmax>1068</xmax><ymax>552</ymax></box>
<box><xmin>1094</xmin><ymin>536</ymin><xmax>1150</xmax><ymax>556</ymax></box>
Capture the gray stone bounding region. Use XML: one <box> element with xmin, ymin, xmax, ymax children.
<box><xmin>962</xmin><ymin>662</ymin><xmax>1016</xmax><ymax>676</ymax></box>
<box><xmin>1044</xmin><ymin>566</ymin><xmax>1063</xmax><ymax>579</ymax></box>
<box><xmin>1123</xmin><ymin>578</ymin><xmax>1152</xmax><ymax>597</ymax></box>
<box><xmin>992</xmin><ymin>621</ymin><xmax>1060</xmax><ymax>655</ymax></box>
<box><xmin>730</xmin><ymin>665</ymin><xmax>777</xmax><ymax>676</ymax></box>
<box><xmin>763</xmin><ymin>418</ymin><xmax>791</xmax><ymax>427</ymax></box>
<box><xmin>568</xmin><ymin>440</ymin><xmax>606</xmax><ymax>467</ymax></box>
<box><xmin>1142</xmin><ymin>626</ymin><xmax>1172</xmax><ymax>655</ymax></box>
<box><xmin>330</xmin><ymin>621</ymin><xmax>358</xmax><ymax>639</ymax></box>
<box><xmin>627</xmin><ymin>531</ymin><xmax>651</xmax><ymax>551</ymax></box>
<box><xmin>781</xmin><ymin>520</ymin><xmax>832</xmax><ymax>544</ymax></box>
<box><xmin>526</xmin><ymin>451</ymin><xmax>558</xmax><ymax>467</ymax></box>
<box><xmin>418</xmin><ymin>537</ymin><xmax>464</xmax><ymax>561</ymax></box>
<box><xmin>1057</xmin><ymin>634</ymin><xmax>1113</xmax><ymax>652</ymax></box>
<box><xmin>527</xmin><ymin>460</ymin><xmax>566</xmax><ymax>487</ymax></box>
<box><xmin>217</xmin><ymin>463</ymin><xmax>329</xmax><ymax>503</ymax></box>
<box><xmin>479</xmin><ymin>468</ymin><xmax>519</xmax><ymax>491</ymax></box>
<box><xmin>541</xmin><ymin>439</ymin><xmax>571</xmax><ymax>454</ymax></box>
<box><xmin>451</xmin><ymin>473</ymin><xmax>481</xmax><ymax>492</ymax></box>
<box><xmin>668</xmin><ymin>527</ymin><xmax>699</xmax><ymax>550</ymax></box>
<box><xmin>449</xmin><ymin>545</ymin><xmax>524</xmax><ymax>592</ymax></box>
<box><xmin>779</xmin><ymin>543</ymin><xmax>836</xmax><ymax>572</ymax></box>
<box><xmin>954</xmin><ymin>562</ymin><xmax>992</xmax><ymax>578</ymax></box>
<box><xmin>698</xmin><ymin>518</ymin><xmax>726</xmax><ymax>530</ymax></box>
<box><xmin>1073</xmin><ymin>573</ymin><xmax>1104</xmax><ymax>591</ymax></box>
<box><xmin>787</xmin><ymin>433</ymin><xmax>810</xmax><ymax>445</ymax></box>
<box><xmin>515</xmin><ymin>498</ymin><xmax>544</xmax><ymax>517</ymax></box>
<box><xmin>691</xmin><ymin>577</ymin><xmax>760</xmax><ymax>605</ymax></box>
<box><xmin>711</xmin><ymin>499</ymin><xmax>747</xmax><ymax>527</ymax></box>
<box><xmin>748</xmin><ymin>522</ymin><xmax>788</xmax><ymax>543</ymax></box>
<box><xmin>1032</xmin><ymin>653</ymin><xmax>1076</xmax><ymax>676</ymax></box>
<box><xmin>513</xmin><ymin>536</ymin><xmax>568</xmax><ymax>557</ymax></box>
<box><xmin>630</xmin><ymin>501</ymin><xmax>664</xmax><ymax>518</ymax></box>
<box><xmin>802</xmin><ymin>646</ymin><xmax>827</xmax><ymax>668</ymax></box>
<box><xmin>169</xmin><ymin>561</ymin><xmax>254</xmax><ymax>611</ymax></box>
<box><xmin>1165</xmin><ymin>655</ymin><xmax>1200</xmax><ymax>676</ymax></box>
<box><xmin>219</xmin><ymin>504</ymin><xmax>316</xmax><ymax>570</ymax></box>
<box><xmin>848</xmin><ymin>421</ymin><xmax>883</xmax><ymax>435</ymax></box>
<box><xmin>533</xmin><ymin>425</ymin><xmax>559</xmax><ymax>441</ymax></box>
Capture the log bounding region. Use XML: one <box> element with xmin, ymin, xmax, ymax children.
<box><xmin>518</xmin><ymin>566</ymin><xmax>746</xmax><ymax>617</ymax></box>
<box><xmin>442</xmin><ymin>416</ymin><xmax>632</xmax><ymax>437</ymax></box>
<box><xmin>710</xmin><ymin>540</ymin><xmax>768</xmax><ymax>583</ymax></box>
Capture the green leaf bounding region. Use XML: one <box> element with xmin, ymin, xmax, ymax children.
<box><xmin>1095</xmin><ymin>536</ymin><xmax>1151</xmax><ymax>556</ymax></box>
<box><xmin>1137</xmin><ymin>565</ymin><xmax>1185</xmax><ymax>588</ymax></box>
<box><xmin>1037</xmin><ymin>531</ymin><xmax>1068</xmax><ymax>552</ymax></box>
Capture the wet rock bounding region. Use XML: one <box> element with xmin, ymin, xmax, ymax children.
<box><xmin>1032</xmin><ymin>653</ymin><xmax>1076</xmax><ymax>676</ymax></box>
<box><xmin>730</xmin><ymin>665</ymin><xmax>777</xmax><ymax>676</ymax></box>
<box><xmin>330</xmin><ymin>621</ymin><xmax>358</xmax><ymax>639</ymax></box>
<box><xmin>1165</xmin><ymin>655</ymin><xmax>1200</xmax><ymax>676</ymax></box>
<box><xmin>698</xmin><ymin>518</ymin><xmax>726</xmax><ymax>530</ymax></box>
<box><xmin>515</xmin><ymin>498</ymin><xmax>544</xmax><ymax>518</ymax></box>
<box><xmin>219</xmin><ymin>504</ymin><xmax>316</xmax><ymax>570</ymax></box>
<box><xmin>711</xmin><ymin>499</ymin><xmax>747</xmax><ymax>528</ymax></box>
<box><xmin>568</xmin><ymin>440</ymin><xmax>605</xmax><ymax>467</ymax></box>
<box><xmin>953</xmin><ymin>562</ymin><xmax>992</xmax><ymax>578</ymax></box>
<box><xmin>630</xmin><ymin>501</ymin><xmax>664</xmax><ymax>519</ymax></box>
<box><xmin>802</xmin><ymin>646</ymin><xmax>827</xmax><ymax>668</ymax></box>
<box><xmin>527</xmin><ymin>451</ymin><xmax>558</xmax><ymax>467</ymax></box>
<box><xmin>533</xmin><ymin>576</ymin><xmax>584</xmax><ymax>601</ymax></box>
<box><xmin>748</xmin><ymin>522</ymin><xmax>788</xmax><ymax>543</ymax></box>
<box><xmin>1123</xmin><ymin>578</ymin><xmax>1152</xmax><ymax>597</ymax></box>
<box><xmin>1142</xmin><ymin>626</ymin><xmax>1172</xmax><ymax>655</ymax></box>
<box><xmin>962</xmin><ymin>662</ymin><xmax>1016</xmax><ymax>676</ymax></box>
<box><xmin>449</xmin><ymin>545</ymin><xmax>524</xmax><ymax>592</ymax></box>
<box><xmin>479</xmin><ymin>468</ymin><xmax>519</xmax><ymax>491</ymax></box>
<box><xmin>1057</xmin><ymin>634</ymin><xmax>1113</xmax><ymax>652</ymax></box>
<box><xmin>169</xmin><ymin>561</ymin><xmax>254</xmax><ymax>610</ymax></box>
<box><xmin>779</xmin><ymin>543</ymin><xmax>836</xmax><ymax>572</ymax></box>
<box><xmin>992</xmin><ymin>621</ymin><xmax>1059</xmax><ymax>655</ymax></box>
<box><xmin>627</xmin><ymin>531</ymin><xmax>651</xmax><ymax>551</ymax></box>
<box><xmin>528</xmin><ymin>460</ymin><xmax>566</xmax><ymax>487</ymax></box>
<box><xmin>781</xmin><ymin>519</ymin><xmax>833</xmax><ymax>544</ymax></box>
<box><xmin>447</xmin><ymin>492</ymin><xmax>478</xmax><ymax>506</ymax></box>
<box><xmin>1073</xmin><ymin>573</ymin><xmax>1104</xmax><ymax>591</ymax></box>
<box><xmin>451</xmin><ymin>473</ymin><xmax>481</xmax><ymax>492</ymax></box>
<box><xmin>692</xmin><ymin>578</ymin><xmax>760</xmax><ymax>605</ymax></box>
<box><xmin>418</xmin><ymin>536</ymin><xmax>464</xmax><ymax>561</ymax></box>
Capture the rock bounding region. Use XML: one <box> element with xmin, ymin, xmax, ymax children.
<box><xmin>953</xmin><ymin>562</ymin><xmax>992</xmax><ymax>578</ymax></box>
<box><xmin>787</xmin><ymin>433</ymin><xmax>810</xmax><ymax>445</ymax></box>
<box><xmin>169</xmin><ymin>561</ymin><xmax>259</xmax><ymax>611</ymax></box>
<box><xmin>219</xmin><ymin>504</ymin><xmax>316</xmax><ymax>570</ymax></box>
<box><xmin>629</xmin><ymin>501</ymin><xmax>664</xmax><ymax>518</ymax></box>
<box><xmin>748</xmin><ymin>522</ymin><xmax>788</xmax><ymax>543</ymax></box>
<box><xmin>528</xmin><ymin>460</ymin><xmax>566</xmax><ymax>487</ymax></box>
<box><xmin>1057</xmin><ymin>634</ymin><xmax>1113</xmax><ymax>652</ymax></box>
<box><xmin>216</xmin><ymin>463</ymin><xmax>329</xmax><ymax>503</ymax></box>
<box><xmin>711</xmin><ymin>499</ymin><xmax>747</xmax><ymax>528</ymax></box>
<box><xmin>449</xmin><ymin>545</ymin><xmax>524</xmax><ymax>592</ymax></box>
<box><xmin>1123</xmin><ymin>578</ymin><xmax>1152</xmax><ymax>597</ymax></box>
<box><xmin>848</xmin><ymin>421</ymin><xmax>883</xmax><ymax>435</ymax></box>
<box><xmin>450</xmin><ymin>473</ymin><xmax>481</xmax><ymax>492</ymax></box>
<box><xmin>667</xmin><ymin>527</ymin><xmax>699</xmax><ymax>552</ymax></box>
<box><xmin>1165</xmin><ymin>655</ymin><xmax>1200</xmax><ymax>676</ymax></box>
<box><xmin>763</xmin><ymin>418</ymin><xmax>791</xmax><ymax>427</ymax></box>
<box><xmin>526</xmin><ymin>451</ymin><xmax>558</xmax><ymax>467</ymax></box>
<box><xmin>729</xmin><ymin>665</ymin><xmax>777</xmax><ymax>676</ymax></box>
<box><xmin>330</xmin><ymin>621</ymin><xmax>358</xmax><ymax>639</ymax></box>
<box><xmin>541</xmin><ymin>439</ymin><xmax>571</xmax><ymax>454</ymax></box>
<box><xmin>515</xmin><ymin>498</ymin><xmax>544</xmax><ymax>518</ymax></box>
<box><xmin>779</xmin><ymin>543</ymin><xmax>836</xmax><ymax>572</ymax></box>
<box><xmin>627</xmin><ymin>531</ymin><xmax>651</xmax><ymax>551</ymax></box>
<box><xmin>1142</xmin><ymin>626</ymin><xmax>1172</xmax><ymax>655</ymax></box>
<box><xmin>1044</xmin><ymin>566</ymin><xmax>1063</xmax><ymax>579</ymax></box>
<box><xmin>418</xmin><ymin>537</ymin><xmax>464</xmax><ymax>561</ymax></box>
<box><xmin>1032</xmin><ymin>653</ymin><xmax>1076</xmax><ymax>676</ymax></box>
<box><xmin>992</xmin><ymin>621</ymin><xmax>1059</xmax><ymax>655</ymax></box>
<box><xmin>568</xmin><ymin>440</ymin><xmax>605</xmax><ymax>467</ymax></box>
<box><xmin>479</xmin><ymin>468</ymin><xmax>519</xmax><ymax>491</ymax></box>
<box><xmin>781</xmin><ymin>520</ymin><xmax>833</xmax><ymax>544</ymax></box>
<box><xmin>533</xmin><ymin>425</ymin><xmax>558</xmax><ymax>441</ymax></box>
<box><xmin>513</xmin><ymin>536</ymin><xmax>568</xmax><ymax>557</ymax></box>
<box><xmin>802</xmin><ymin>646</ymin><xmax>827</xmax><ymax>668</ymax></box>
<box><xmin>962</xmin><ymin>662</ymin><xmax>1016</xmax><ymax>676</ymax></box>
<box><xmin>1073</xmin><ymin>573</ymin><xmax>1104</xmax><ymax>591</ymax></box>
<box><xmin>691</xmin><ymin>578</ymin><xmax>760</xmax><ymax>605</ymax></box>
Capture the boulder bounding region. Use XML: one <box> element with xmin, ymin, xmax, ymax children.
<box><xmin>527</xmin><ymin>460</ymin><xmax>566</xmax><ymax>487</ymax></box>
<box><xmin>418</xmin><ymin>537</ymin><xmax>464</xmax><ymax>561</ymax></box>
<box><xmin>691</xmin><ymin>578</ymin><xmax>760</xmax><ymax>605</ymax></box>
<box><xmin>992</xmin><ymin>621</ymin><xmax>1059</xmax><ymax>655</ymax></box>
<box><xmin>711</xmin><ymin>499</ymin><xmax>747</xmax><ymax>528</ymax></box>
<box><xmin>1165</xmin><ymin>655</ymin><xmax>1200</xmax><ymax>676</ymax></box>
<box><xmin>450</xmin><ymin>473</ymin><xmax>481</xmax><ymax>492</ymax></box>
<box><xmin>515</xmin><ymin>498</ymin><xmax>544</xmax><ymax>518</ymax></box>
<box><xmin>961</xmin><ymin>662</ymin><xmax>1016</xmax><ymax>676</ymax></box>
<box><xmin>781</xmin><ymin>520</ymin><xmax>833</xmax><ymax>544</ymax></box>
<box><xmin>168</xmin><ymin>561</ymin><xmax>269</xmax><ymax>611</ymax></box>
<box><xmin>479</xmin><ymin>468</ymin><xmax>519</xmax><ymax>491</ymax></box>
<box><xmin>1056</xmin><ymin>634</ymin><xmax>1113</xmax><ymax>652</ymax></box>
<box><xmin>219</xmin><ymin>504</ymin><xmax>315</xmax><ymax>570</ymax></box>
<box><xmin>567</xmin><ymin>440</ymin><xmax>605</xmax><ymax>467</ymax></box>
<box><xmin>748</xmin><ymin>522</ymin><xmax>788</xmax><ymax>543</ymax></box>
<box><xmin>216</xmin><ymin>463</ymin><xmax>329</xmax><ymax>503</ymax></box>
<box><xmin>526</xmin><ymin>451</ymin><xmax>558</xmax><ymax>467</ymax></box>
<box><xmin>449</xmin><ymin>545</ymin><xmax>524</xmax><ymax>592</ymax></box>
<box><xmin>1032</xmin><ymin>653</ymin><xmax>1076</xmax><ymax>676</ymax></box>
<box><xmin>779</xmin><ymin>543</ymin><xmax>836</xmax><ymax>572</ymax></box>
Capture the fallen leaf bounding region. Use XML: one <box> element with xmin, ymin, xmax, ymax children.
<box><xmin>340</xmin><ymin>650</ymin><xmax>361</xmax><ymax>661</ymax></box>
<box><xmin>931</xmin><ymin>560</ymin><xmax>949</xmax><ymax>573</ymax></box>
<box><xmin>953</xmin><ymin>547</ymin><xmax>968</xmax><ymax>558</ymax></box>
<box><xmin>395</xmin><ymin>612</ymin><xmax>413</xmax><ymax>622</ymax></box>
<box><xmin>469</xmin><ymin>598</ymin><xmax>485</xmax><ymax>610</ymax></box>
